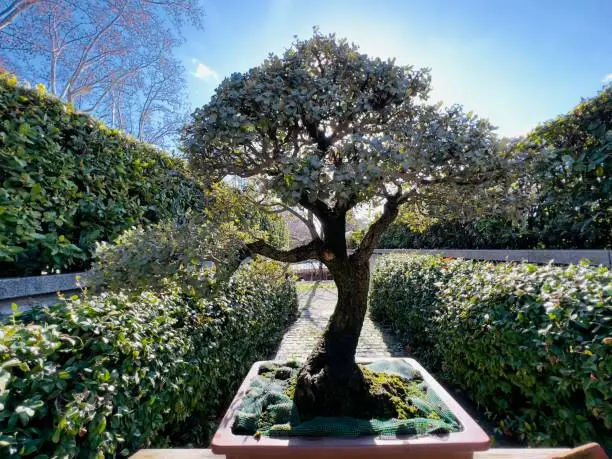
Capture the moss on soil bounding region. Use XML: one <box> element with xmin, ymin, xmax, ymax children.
<box><xmin>284</xmin><ymin>374</ymin><xmax>297</xmax><ymax>399</ymax></box>
<box><xmin>234</xmin><ymin>361</ymin><xmax>457</xmax><ymax>437</ymax></box>
<box><xmin>278</xmin><ymin>363</ymin><xmax>441</xmax><ymax>422</ymax></box>
<box><xmin>361</xmin><ymin>366</ymin><xmax>428</xmax><ymax>420</ymax></box>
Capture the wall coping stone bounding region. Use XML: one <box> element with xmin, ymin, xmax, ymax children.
<box><xmin>0</xmin><ymin>272</ymin><xmax>87</xmax><ymax>300</ymax></box>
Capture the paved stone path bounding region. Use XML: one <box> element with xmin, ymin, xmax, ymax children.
<box><xmin>274</xmin><ymin>281</ymin><xmax>406</xmax><ymax>360</ymax></box>
<box><xmin>270</xmin><ymin>282</ymin><xmax>517</xmax><ymax>446</ymax></box>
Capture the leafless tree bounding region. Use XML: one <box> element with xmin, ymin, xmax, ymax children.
<box><xmin>0</xmin><ymin>0</ymin><xmax>202</xmax><ymax>147</ymax></box>
<box><xmin>0</xmin><ymin>0</ymin><xmax>39</xmax><ymax>30</ymax></box>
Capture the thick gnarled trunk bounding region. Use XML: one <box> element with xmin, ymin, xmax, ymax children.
<box><xmin>293</xmin><ymin>259</ymin><xmax>373</xmax><ymax>419</ymax></box>
<box><xmin>246</xmin><ymin>196</ymin><xmax>402</xmax><ymax>419</ymax></box>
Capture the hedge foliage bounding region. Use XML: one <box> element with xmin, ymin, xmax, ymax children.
<box><xmin>370</xmin><ymin>255</ymin><xmax>612</xmax><ymax>447</ymax></box>
<box><xmin>0</xmin><ymin>74</ymin><xmax>204</xmax><ymax>276</ymax></box>
<box><xmin>375</xmin><ymin>217</ymin><xmax>536</xmax><ymax>250</ymax></box>
<box><xmin>377</xmin><ymin>85</ymin><xmax>611</xmax><ymax>250</ymax></box>
<box><xmin>0</xmin><ymin>260</ymin><xmax>298</xmax><ymax>457</ymax></box>
<box><xmin>523</xmin><ymin>84</ymin><xmax>611</xmax><ymax>249</ymax></box>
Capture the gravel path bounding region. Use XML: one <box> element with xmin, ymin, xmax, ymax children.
<box><xmin>273</xmin><ymin>281</ymin><xmax>406</xmax><ymax>360</ymax></box>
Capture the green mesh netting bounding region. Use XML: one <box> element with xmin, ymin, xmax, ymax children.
<box><xmin>232</xmin><ymin>359</ymin><xmax>461</xmax><ymax>438</ymax></box>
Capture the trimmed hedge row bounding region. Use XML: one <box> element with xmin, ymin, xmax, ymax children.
<box><xmin>0</xmin><ymin>260</ymin><xmax>298</xmax><ymax>458</ymax></box>
<box><xmin>0</xmin><ymin>74</ymin><xmax>204</xmax><ymax>276</ymax></box>
<box><xmin>375</xmin><ymin>86</ymin><xmax>612</xmax><ymax>251</ymax></box>
<box><xmin>376</xmin><ymin>218</ymin><xmax>536</xmax><ymax>250</ymax></box>
<box><xmin>521</xmin><ymin>85</ymin><xmax>611</xmax><ymax>250</ymax></box>
<box><xmin>370</xmin><ymin>255</ymin><xmax>612</xmax><ymax>447</ymax></box>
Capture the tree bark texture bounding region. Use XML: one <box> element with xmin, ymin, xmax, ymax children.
<box><xmin>246</xmin><ymin>196</ymin><xmax>402</xmax><ymax>419</ymax></box>
<box><xmin>293</xmin><ymin>258</ymin><xmax>374</xmax><ymax>419</ymax></box>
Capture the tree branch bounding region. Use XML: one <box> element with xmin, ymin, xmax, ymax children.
<box><xmin>334</xmin><ymin>192</ymin><xmax>359</xmax><ymax>212</ymax></box>
<box><xmin>303</xmin><ymin>118</ymin><xmax>332</xmax><ymax>153</ymax></box>
<box><xmin>306</xmin><ymin>210</ymin><xmax>319</xmax><ymax>239</ymax></box>
<box><xmin>280</xmin><ymin>206</ymin><xmax>319</xmax><ymax>240</ymax></box>
<box><xmin>298</xmin><ymin>193</ymin><xmax>331</xmax><ymax>222</ymax></box>
<box><xmin>256</xmin><ymin>199</ymin><xmax>320</xmax><ymax>241</ymax></box>
<box><xmin>247</xmin><ymin>238</ymin><xmax>322</xmax><ymax>263</ymax></box>
<box><xmin>0</xmin><ymin>0</ymin><xmax>38</xmax><ymax>31</ymax></box>
<box><xmin>60</xmin><ymin>7</ymin><xmax>125</xmax><ymax>100</ymax></box>
<box><xmin>351</xmin><ymin>196</ymin><xmax>402</xmax><ymax>263</ymax></box>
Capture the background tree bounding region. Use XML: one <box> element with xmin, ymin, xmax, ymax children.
<box><xmin>0</xmin><ymin>0</ymin><xmax>38</xmax><ymax>30</ymax></box>
<box><xmin>0</xmin><ymin>0</ymin><xmax>202</xmax><ymax>147</ymax></box>
<box><xmin>184</xmin><ymin>31</ymin><xmax>509</xmax><ymax>418</ymax></box>
<box><xmin>104</xmin><ymin>56</ymin><xmax>190</xmax><ymax>149</ymax></box>
<box><xmin>519</xmin><ymin>84</ymin><xmax>611</xmax><ymax>248</ymax></box>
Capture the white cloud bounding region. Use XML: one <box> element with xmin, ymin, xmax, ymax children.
<box><xmin>603</xmin><ymin>73</ymin><xmax>612</xmax><ymax>83</ymax></box>
<box><xmin>191</xmin><ymin>61</ymin><xmax>218</xmax><ymax>80</ymax></box>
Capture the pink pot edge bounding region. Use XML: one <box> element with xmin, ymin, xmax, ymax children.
<box><xmin>211</xmin><ymin>357</ymin><xmax>491</xmax><ymax>456</ymax></box>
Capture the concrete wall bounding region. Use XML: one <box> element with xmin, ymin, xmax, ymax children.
<box><xmin>371</xmin><ymin>248</ymin><xmax>612</xmax><ymax>266</ymax></box>
<box><xmin>2</xmin><ymin>249</ymin><xmax>610</xmax><ymax>313</ymax></box>
<box><xmin>0</xmin><ymin>290</ymin><xmax>81</xmax><ymax>315</ymax></box>
<box><xmin>0</xmin><ymin>272</ymin><xmax>86</xmax><ymax>314</ymax></box>
<box><xmin>368</xmin><ymin>249</ymin><xmax>612</xmax><ymax>276</ymax></box>
<box><xmin>0</xmin><ymin>272</ymin><xmax>86</xmax><ymax>300</ymax></box>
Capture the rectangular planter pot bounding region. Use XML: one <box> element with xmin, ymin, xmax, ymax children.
<box><xmin>211</xmin><ymin>357</ymin><xmax>490</xmax><ymax>459</ymax></box>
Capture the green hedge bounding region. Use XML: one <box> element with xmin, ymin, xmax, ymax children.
<box><xmin>0</xmin><ymin>74</ymin><xmax>204</xmax><ymax>276</ymax></box>
<box><xmin>370</xmin><ymin>255</ymin><xmax>612</xmax><ymax>447</ymax></box>
<box><xmin>375</xmin><ymin>86</ymin><xmax>612</xmax><ymax>251</ymax></box>
<box><xmin>376</xmin><ymin>218</ymin><xmax>537</xmax><ymax>250</ymax></box>
<box><xmin>0</xmin><ymin>260</ymin><xmax>298</xmax><ymax>457</ymax></box>
<box><xmin>522</xmin><ymin>85</ymin><xmax>611</xmax><ymax>249</ymax></box>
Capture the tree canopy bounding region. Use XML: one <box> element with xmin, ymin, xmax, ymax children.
<box><xmin>184</xmin><ymin>31</ymin><xmax>504</xmax><ymax>258</ymax></box>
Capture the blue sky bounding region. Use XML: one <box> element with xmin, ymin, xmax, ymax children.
<box><xmin>178</xmin><ymin>0</ymin><xmax>612</xmax><ymax>138</ymax></box>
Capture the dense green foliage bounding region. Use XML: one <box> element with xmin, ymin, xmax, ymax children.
<box><xmin>90</xmin><ymin>219</ymin><xmax>244</xmax><ymax>295</ymax></box>
<box><xmin>365</xmin><ymin>217</ymin><xmax>534</xmax><ymax>250</ymax></box>
<box><xmin>0</xmin><ymin>74</ymin><xmax>204</xmax><ymax>276</ymax></box>
<box><xmin>0</xmin><ymin>260</ymin><xmax>298</xmax><ymax>458</ymax></box>
<box><xmin>89</xmin><ymin>182</ymin><xmax>290</xmax><ymax>295</ymax></box>
<box><xmin>377</xmin><ymin>86</ymin><xmax>612</xmax><ymax>250</ymax></box>
<box><xmin>184</xmin><ymin>30</ymin><xmax>502</xmax><ymax>210</ymax></box>
<box><xmin>370</xmin><ymin>255</ymin><xmax>612</xmax><ymax>447</ymax></box>
<box><xmin>369</xmin><ymin>256</ymin><xmax>450</xmax><ymax>365</ymax></box>
<box><xmin>523</xmin><ymin>84</ymin><xmax>611</xmax><ymax>248</ymax></box>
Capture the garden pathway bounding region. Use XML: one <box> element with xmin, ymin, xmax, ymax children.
<box><xmin>271</xmin><ymin>281</ymin><xmax>518</xmax><ymax>447</ymax></box>
<box><xmin>273</xmin><ymin>281</ymin><xmax>406</xmax><ymax>360</ymax></box>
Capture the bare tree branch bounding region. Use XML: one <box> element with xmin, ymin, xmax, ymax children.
<box><xmin>0</xmin><ymin>0</ymin><xmax>199</xmax><ymax>147</ymax></box>
<box><xmin>247</xmin><ymin>238</ymin><xmax>322</xmax><ymax>263</ymax></box>
<box><xmin>0</xmin><ymin>0</ymin><xmax>38</xmax><ymax>30</ymax></box>
<box><xmin>59</xmin><ymin>7</ymin><xmax>125</xmax><ymax>101</ymax></box>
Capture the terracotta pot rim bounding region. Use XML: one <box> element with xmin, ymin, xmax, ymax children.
<box><xmin>211</xmin><ymin>357</ymin><xmax>490</xmax><ymax>455</ymax></box>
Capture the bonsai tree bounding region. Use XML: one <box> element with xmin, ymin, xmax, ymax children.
<box><xmin>183</xmin><ymin>30</ymin><xmax>505</xmax><ymax>419</ymax></box>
